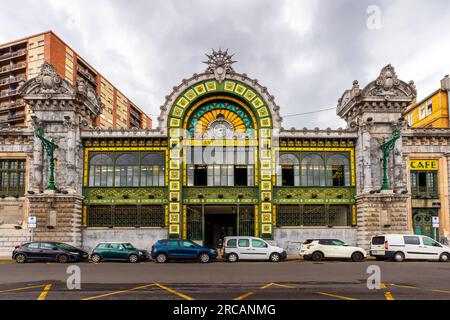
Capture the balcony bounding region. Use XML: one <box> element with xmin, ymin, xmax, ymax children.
<box><xmin>76</xmin><ymin>65</ymin><xmax>97</xmax><ymax>85</ymax></box>
<box><xmin>0</xmin><ymin>100</ymin><xmax>25</xmax><ymax>114</ymax></box>
<box><xmin>0</xmin><ymin>89</ymin><xmax>18</xmax><ymax>99</ymax></box>
<box><xmin>412</xmin><ymin>187</ymin><xmax>439</xmax><ymax>199</ymax></box>
<box><xmin>0</xmin><ymin>75</ymin><xmax>26</xmax><ymax>87</ymax></box>
<box><xmin>273</xmin><ymin>186</ymin><xmax>356</xmax><ymax>204</ymax></box>
<box><xmin>0</xmin><ymin>49</ymin><xmax>27</xmax><ymax>62</ymax></box>
<box><xmin>0</xmin><ymin>62</ymin><xmax>27</xmax><ymax>76</ymax></box>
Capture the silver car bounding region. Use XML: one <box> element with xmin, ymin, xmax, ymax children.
<box><xmin>222</xmin><ymin>236</ymin><xmax>287</xmax><ymax>263</ymax></box>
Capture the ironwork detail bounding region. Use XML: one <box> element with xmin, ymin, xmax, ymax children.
<box><xmin>381</xmin><ymin>130</ymin><xmax>401</xmax><ymax>191</ymax></box>
<box><xmin>35</xmin><ymin>127</ymin><xmax>58</xmax><ymax>190</ymax></box>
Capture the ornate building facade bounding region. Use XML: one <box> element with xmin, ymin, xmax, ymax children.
<box><xmin>0</xmin><ymin>50</ymin><xmax>449</xmax><ymax>256</ymax></box>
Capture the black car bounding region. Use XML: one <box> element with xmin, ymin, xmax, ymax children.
<box><xmin>12</xmin><ymin>242</ymin><xmax>89</xmax><ymax>263</ymax></box>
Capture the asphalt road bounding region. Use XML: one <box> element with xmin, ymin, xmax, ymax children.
<box><xmin>0</xmin><ymin>259</ymin><xmax>449</xmax><ymax>300</ymax></box>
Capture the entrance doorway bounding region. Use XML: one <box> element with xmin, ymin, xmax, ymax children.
<box><xmin>186</xmin><ymin>205</ymin><xmax>255</xmax><ymax>247</ymax></box>
<box><xmin>413</xmin><ymin>209</ymin><xmax>439</xmax><ymax>240</ymax></box>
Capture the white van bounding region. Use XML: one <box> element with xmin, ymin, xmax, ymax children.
<box><xmin>222</xmin><ymin>236</ymin><xmax>287</xmax><ymax>263</ymax></box>
<box><xmin>370</xmin><ymin>234</ymin><xmax>450</xmax><ymax>262</ymax></box>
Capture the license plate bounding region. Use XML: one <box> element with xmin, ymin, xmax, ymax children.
<box><xmin>372</xmin><ymin>250</ymin><xmax>385</xmax><ymax>255</ymax></box>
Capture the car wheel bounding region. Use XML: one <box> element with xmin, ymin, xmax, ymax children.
<box><xmin>351</xmin><ymin>252</ymin><xmax>364</xmax><ymax>262</ymax></box>
<box><xmin>312</xmin><ymin>252</ymin><xmax>324</xmax><ymax>262</ymax></box>
<box><xmin>227</xmin><ymin>253</ymin><xmax>238</xmax><ymax>263</ymax></box>
<box><xmin>156</xmin><ymin>253</ymin><xmax>168</xmax><ymax>264</ymax></box>
<box><xmin>393</xmin><ymin>252</ymin><xmax>405</xmax><ymax>262</ymax></box>
<box><xmin>303</xmin><ymin>255</ymin><xmax>312</xmax><ymax>261</ymax></box>
<box><xmin>57</xmin><ymin>254</ymin><xmax>69</xmax><ymax>264</ymax></box>
<box><xmin>439</xmin><ymin>253</ymin><xmax>450</xmax><ymax>263</ymax></box>
<box><xmin>199</xmin><ymin>253</ymin><xmax>210</xmax><ymax>263</ymax></box>
<box><xmin>15</xmin><ymin>253</ymin><xmax>27</xmax><ymax>264</ymax></box>
<box><xmin>269</xmin><ymin>253</ymin><xmax>281</xmax><ymax>263</ymax></box>
<box><xmin>91</xmin><ymin>254</ymin><xmax>101</xmax><ymax>263</ymax></box>
<box><xmin>128</xmin><ymin>254</ymin><xmax>139</xmax><ymax>263</ymax></box>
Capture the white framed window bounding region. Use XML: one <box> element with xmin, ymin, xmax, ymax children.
<box><xmin>65</xmin><ymin>65</ymin><xmax>73</xmax><ymax>73</ymax></box>
<box><xmin>38</xmin><ymin>40</ymin><xmax>45</xmax><ymax>47</ymax></box>
<box><xmin>37</xmin><ymin>53</ymin><xmax>44</xmax><ymax>60</ymax></box>
<box><xmin>419</xmin><ymin>105</ymin><xmax>426</xmax><ymax>120</ymax></box>
<box><xmin>426</xmin><ymin>100</ymin><xmax>433</xmax><ymax>116</ymax></box>
<box><xmin>408</xmin><ymin>113</ymin><xmax>413</xmax><ymax>126</ymax></box>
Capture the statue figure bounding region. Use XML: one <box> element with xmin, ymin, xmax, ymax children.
<box><xmin>381</xmin><ymin>130</ymin><xmax>401</xmax><ymax>191</ymax></box>
<box><xmin>35</xmin><ymin>127</ymin><xmax>58</xmax><ymax>191</ymax></box>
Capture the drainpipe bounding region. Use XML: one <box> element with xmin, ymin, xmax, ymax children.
<box><xmin>442</xmin><ymin>75</ymin><xmax>450</xmax><ymax>125</ymax></box>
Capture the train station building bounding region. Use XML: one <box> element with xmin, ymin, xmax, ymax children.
<box><xmin>0</xmin><ymin>49</ymin><xmax>449</xmax><ymax>256</ymax></box>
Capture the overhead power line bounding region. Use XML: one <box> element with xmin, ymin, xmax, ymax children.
<box><xmin>283</xmin><ymin>107</ymin><xmax>337</xmax><ymax>118</ymax></box>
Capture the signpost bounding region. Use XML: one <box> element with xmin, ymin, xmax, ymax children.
<box><xmin>28</xmin><ymin>216</ymin><xmax>37</xmax><ymax>242</ymax></box>
<box><xmin>432</xmin><ymin>216</ymin><xmax>440</xmax><ymax>242</ymax></box>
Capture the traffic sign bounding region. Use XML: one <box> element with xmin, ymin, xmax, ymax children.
<box><xmin>28</xmin><ymin>216</ymin><xmax>37</xmax><ymax>229</ymax></box>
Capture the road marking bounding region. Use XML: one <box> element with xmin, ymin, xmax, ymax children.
<box><xmin>316</xmin><ymin>292</ymin><xmax>358</xmax><ymax>301</ymax></box>
<box><xmin>82</xmin><ymin>284</ymin><xmax>156</xmax><ymax>300</ymax></box>
<box><xmin>388</xmin><ymin>283</ymin><xmax>450</xmax><ymax>295</ymax></box>
<box><xmin>234</xmin><ymin>291</ymin><xmax>256</xmax><ymax>301</ymax></box>
<box><xmin>0</xmin><ymin>284</ymin><xmax>48</xmax><ymax>294</ymax></box>
<box><xmin>384</xmin><ymin>291</ymin><xmax>395</xmax><ymax>300</ymax></box>
<box><xmin>233</xmin><ymin>283</ymin><xmax>297</xmax><ymax>300</ymax></box>
<box><xmin>37</xmin><ymin>284</ymin><xmax>52</xmax><ymax>301</ymax></box>
<box><xmin>0</xmin><ymin>261</ymin><xmax>14</xmax><ymax>265</ymax></box>
<box><xmin>155</xmin><ymin>283</ymin><xmax>195</xmax><ymax>301</ymax></box>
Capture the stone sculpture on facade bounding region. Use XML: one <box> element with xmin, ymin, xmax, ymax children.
<box><xmin>204</xmin><ymin>48</ymin><xmax>236</xmax><ymax>83</ymax></box>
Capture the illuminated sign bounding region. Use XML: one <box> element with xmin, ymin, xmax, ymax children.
<box><xmin>409</xmin><ymin>160</ymin><xmax>439</xmax><ymax>171</ymax></box>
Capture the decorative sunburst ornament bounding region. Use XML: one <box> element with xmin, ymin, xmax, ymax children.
<box><xmin>203</xmin><ymin>48</ymin><xmax>237</xmax><ymax>83</ymax></box>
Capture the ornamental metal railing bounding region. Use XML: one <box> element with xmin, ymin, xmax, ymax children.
<box><xmin>86</xmin><ymin>205</ymin><xmax>165</xmax><ymax>228</ymax></box>
<box><xmin>276</xmin><ymin>205</ymin><xmax>351</xmax><ymax>227</ymax></box>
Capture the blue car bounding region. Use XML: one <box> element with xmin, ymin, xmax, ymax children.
<box><xmin>151</xmin><ymin>239</ymin><xmax>217</xmax><ymax>263</ymax></box>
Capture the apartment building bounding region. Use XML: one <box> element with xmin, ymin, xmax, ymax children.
<box><xmin>0</xmin><ymin>31</ymin><xmax>151</xmax><ymax>129</ymax></box>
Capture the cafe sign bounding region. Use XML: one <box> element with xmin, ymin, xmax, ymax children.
<box><xmin>410</xmin><ymin>160</ymin><xmax>439</xmax><ymax>171</ymax></box>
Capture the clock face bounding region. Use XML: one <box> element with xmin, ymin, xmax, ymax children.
<box><xmin>208</xmin><ymin>117</ymin><xmax>233</xmax><ymax>138</ymax></box>
<box><xmin>213</xmin><ymin>123</ymin><xmax>228</xmax><ymax>137</ymax></box>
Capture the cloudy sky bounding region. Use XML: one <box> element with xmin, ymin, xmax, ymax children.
<box><xmin>1</xmin><ymin>0</ymin><xmax>449</xmax><ymax>129</ymax></box>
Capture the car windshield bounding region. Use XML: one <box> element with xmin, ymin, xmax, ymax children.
<box><xmin>183</xmin><ymin>241</ymin><xmax>200</xmax><ymax>248</ymax></box>
<box><xmin>56</xmin><ymin>243</ymin><xmax>78</xmax><ymax>251</ymax></box>
<box><xmin>123</xmin><ymin>243</ymin><xmax>135</xmax><ymax>250</ymax></box>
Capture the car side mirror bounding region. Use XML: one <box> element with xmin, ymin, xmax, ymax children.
<box><xmin>190</xmin><ymin>245</ymin><xmax>195</xmax><ymax>248</ymax></box>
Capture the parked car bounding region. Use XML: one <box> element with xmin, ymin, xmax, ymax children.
<box><xmin>370</xmin><ymin>234</ymin><xmax>450</xmax><ymax>262</ymax></box>
<box><xmin>90</xmin><ymin>243</ymin><xmax>150</xmax><ymax>263</ymax></box>
<box><xmin>300</xmin><ymin>239</ymin><xmax>367</xmax><ymax>262</ymax></box>
<box><xmin>151</xmin><ymin>239</ymin><xmax>217</xmax><ymax>263</ymax></box>
<box><xmin>222</xmin><ymin>236</ymin><xmax>287</xmax><ymax>263</ymax></box>
<box><xmin>12</xmin><ymin>242</ymin><xmax>88</xmax><ymax>264</ymax></box>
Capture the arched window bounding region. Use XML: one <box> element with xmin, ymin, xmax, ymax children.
<box><xmin>327</xmin><ymin>154</ymin><xmax>350</xmax><ymax>187</ymax></box>
<box><xmin>115</xmin><ymin>154</ymin><xmax>139</xmax><ymax>187</ymax></box>
<box><xmin>89</xmin><ymin>154</ymin><xmax>113</xmax><ymax>187</ymax></box>
<box><xmin>301</xmin><ymin>154</ymin><xmax>325</xmax><ymax>186</ymax></box>
<box><xmin>141</xmin><ymin>153</ymin><xmax>165</xmax><ymax>186</ymax></box>
<box><xmin>276</xmin><ymin>153</ymin><xmax>300</xmax><ymax>186</ymax></box>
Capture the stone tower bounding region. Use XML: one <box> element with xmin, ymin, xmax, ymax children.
<box><xmin>337</xmin><ymin>65</ymin><xmax>417</xmax><ymax>248</ymax></box>
<box><xmin>18</xmin><ymin>63</ymin><xmax>102</xmax><ymax>246</ymax></box>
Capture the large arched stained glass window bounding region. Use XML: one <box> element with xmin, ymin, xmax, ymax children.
<box><xmin>141</xmin><ymin>153</ymin><xmax>165</xmax><ymax>186</ymax></box>
<box><xmin>89</xmin><ymin>154</ymin><xmax>113</xmax><ymax>187</ymax></box>
<box><xmin>115</xmin><ymin>154</ymin><xmax>139</xmax><ymax>187</ymax></box>
<box><xmin>301</xmin><ymin>153</ymin><xmax>325</xmax><ymax>186</ymax></box>
<box><xmin>327</xmin><ymin>154</ymin><xmax>350</xmax><ymax>187</ymax></box>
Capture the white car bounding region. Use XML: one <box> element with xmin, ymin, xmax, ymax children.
<box><xmin>370</xmin><ymin>234</ymin><xmax>450</xmax><ymax>262</ymax></box>
<box><xmin>222</xmin><ymin>236</ymin><xmax>287</xmax><ymax>263</ymax></box>
<box><xmin>300</xmin><ymin>239</ymin><xmax>367</xmax><ymax>262</ymax></box>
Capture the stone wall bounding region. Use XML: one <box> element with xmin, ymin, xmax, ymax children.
<box><xmin>356</xmin><ymin>192</ymin><xmax>411</xmax><ymax>249</ymax></box>
<box><xmin>82</xmin><ymin>228</ymin><xmax>168</xmax><ymax>252</ymax></box>
<box><xmin>274</xmin><ymin>227</ymin><xmax>358</xmax><ymax>254</ymax></box>
<box><xmin>26</xmin><ymin>192</ymin><xmax>84</xmax><ymax>247</ymax></box>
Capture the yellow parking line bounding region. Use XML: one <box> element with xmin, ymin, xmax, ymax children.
<box><xmin>234</xmin><ymin>283</ymin><xmax>297</xmax><ymax>300</ymax></box>
<box><xmin>155</xmin><ymin>283</ymin><xmax>195</xmax><ymax>301</ymax></box>
<box><xmin>234</xmin><ymin>291</ymin><xmax>256</xmax><ymax>301</ymax></box>
<box><xmin>430</xmin><ymin>289</ymin><xmax>450</xmax><ymax>294</ymax></box>
<box><xmin>384</xmin><ymin>291</ymin><xmax>395</xmax><ymax>300</ymax></box>
<box><xmin>317</xmin><ymin>292</ymin><xmax>358</xmax><ymax>301</ymax></box>
<box><xmin>0</xmin><ymin>284</ymin><xmax>47</xmax><ymax>294</ymax></box>
<box><xmin>37</xmin><ymin>284</ymin><xmax>52</xmax><ymax>301</ymax></box>
<box><xmin>82</xmin><ymin>283</ymin><xmax>156</xmax><ymax>301</ymax></box>
<box><xmin>388</xmin><ymin>283</ymin><xmax>450</xmax><ymax>295</ymax></box>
